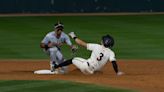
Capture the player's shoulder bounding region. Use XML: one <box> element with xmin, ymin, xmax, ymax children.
<box><xmin>61</xmin><ymin>32</ymin><xmax>67</xmax><ymax>36</ymax></box>
<box><xmin>87</xmin><ymin>43</ymin><xmax>100</xmax><ymax>47</ymax></box>
<box><xmin>106</xmin><ymin>48</ymin><xmax>115</xmax><ymax>55</ymax></box>
<box><xmin>87</xmin><ymin>43</ymin><xmax>101</xmax><ymax>50</ymax></box>
<box><xmin>46</xmin><ymin>31</ymin><xmax>54</xmax><ymax>37</ymax></box>
<box><xmin>60</xmin><ymin>32</ymin><xmax>69</xmax><ymax>38</ymax></box>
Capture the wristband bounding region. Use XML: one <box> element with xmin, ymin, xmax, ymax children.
<box><xmin>45</xmin><ymin>45</ymin><xmax>49</xmax><ymax>50</ymax></box>
<box><xmin>73</xmin><ymin>37</ymin><xmax>77</xmax><ymax>40</ymax></box>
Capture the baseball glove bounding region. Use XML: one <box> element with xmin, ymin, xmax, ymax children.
<box><xmin>71</xmin><ymin>45</ymin><xmax>78</xmax><ymax>53</ymax></box>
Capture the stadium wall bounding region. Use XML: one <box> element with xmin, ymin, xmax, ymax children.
<box><xmin>0</xmin><ymin>0</ymin><xmax>164</xmax><ymax>13</ymax></box>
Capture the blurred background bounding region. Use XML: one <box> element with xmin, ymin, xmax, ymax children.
<box><xmin>0</xmin><ymin>0</ymin><xmax>164</xmax><ymax>59</ymax></box>
<box><xmin>0</xmin><ymin>0</ymin><xmax>164</xmax><ymax>13</ymax></box>
<box><xmin>0</xmin><ymin>1</ymin><xmax>164</xmax><ymax>92</ymax></box>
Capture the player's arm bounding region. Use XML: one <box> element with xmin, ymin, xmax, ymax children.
<box><xmin>40</xmin><ymin>43</ymin><xmax>47</xmax><ymax>48</ymax></box>
<box><xmin>40</xmin><ymin>43</ymin><xmax>50</xmax><ymax>50</ymax></box>
<box><xmin>74</xmin><ymin>38</ymin><xmax>87</xmax><ymax>48</ymax></box>
<box><xmin>111</xmin><ymin>61</ymin><xmax>118</xmax><ymax>73</ymax></box>
<box><xmin>64</xmin><ymin>34</ymin><xmax>78</xmax><ymax>52</ymax></box>
<box><xmin>40</xmin><ymin>35</ymin><xmax>50</xmax><ymax>50</ymax></box>
<box><xmin>109</xmin><ymin>51</ymin><xmax>124</xmax><ymax>76</ymax></box>
<box><xmin>69</xmin><ymin>32</ymin><xmax>87</xmax><ymax>48</ymax></box>
<box><xmin>111</xmin><ymin>61</ymin><xmax>124</xmax><ymax>76</ymax></box>
<box><xmin>40</xmin><ymin>36</ymin><xmax>56</xmax><ymax>50</ymax></box>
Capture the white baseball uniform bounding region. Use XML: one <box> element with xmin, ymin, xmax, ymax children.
<box><xmin>72</xmin><ymin>43</ymin><xmax>116</xmax><ymax>74</ymax></box>
<box><xmin>41</xmin><ymin>31</ymin><xmax>72</xmax><ymax>65</ymax></box>
<box><xmin>42</xmin><ymin>31</ymin><xmax>72</xmax><ymax>47</ymax></box>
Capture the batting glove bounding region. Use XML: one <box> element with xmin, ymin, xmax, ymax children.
<box><xmin>69</xmin><ymin>32</ymin><xmax>77</xmax><ymax>39</ymax></box>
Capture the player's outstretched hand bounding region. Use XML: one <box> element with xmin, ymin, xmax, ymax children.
<box><xmin>117</xmin><ymin>71</ymin><xmax>124</xmax><ymax>76</ymax></box>
<box><xmin>69</xmin><ymin>32</ymin><xmax>76</xmax><ymax>39</ymax></box>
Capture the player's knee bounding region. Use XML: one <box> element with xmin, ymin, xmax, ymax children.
<box><xmin>49</xmin><ymin>47</ymin><xmax>58</xmax><ymax>52</ymax></box>
<box><xmin>72</xmin><ymin>57</ymin><xmax>77</xmax><ymax>63</ymax></box>
<box><xmin>72</xmin><ymin>58</ymin><xmax>82</xmax><ymax>67</ymax></box>
<box><xmin>73</xmin><ymin>57</ymin><xmax>85</xmax><ymax>62</ymax></box>
<box><xmin>56</xmin><ymin>52</ymin><xmax>63</xmax><ymax>61</ymax></box>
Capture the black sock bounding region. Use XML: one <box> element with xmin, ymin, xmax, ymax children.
<box><xmin>55</xmin><ymin>59</ymin><xmax>73</xmax><ymax>68</ymax></box>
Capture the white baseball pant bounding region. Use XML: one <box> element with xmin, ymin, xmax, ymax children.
<box><xmin>72</xmin><ymin>57</ymin><xmax>94</xmax><ymax>74</ymax></box>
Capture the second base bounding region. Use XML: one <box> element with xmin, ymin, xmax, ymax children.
<box><xmin>34</xmin><ymin>69</ymin><xmax>58</xmax><ymax>74</ymax></box>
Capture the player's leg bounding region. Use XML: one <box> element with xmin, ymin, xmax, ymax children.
<box><xmin>54</xmin><ymin>57</ymin><xmax>94</xmax><ymax>74</ymax></box>
<box><xmin>53</xmin><ymin>57</ymin><xmax>86</xmax><ymax>73</ymax></box>
<box><xmin>56</xmin><ymin>50</ymin><xmax>64</xmax><ymax>64</ymax></box>
<box><xmin>72</xmin><ymin>57</ymin><xmax>94</xmax><ymax>74</ymax></box>
<box><xmin>54</xmin><ymin>58</ymin><xmax>73</xmax><ymax>68</ymax></box>
<box><xmin>56</xmin><ymin>50</ymin><xmax>68</xmax><ymax>73</ymax></box>
<box><xmin>46</xmin><ymin>47</ymin><xmax>58</xmax><ymax>71</ymax></box>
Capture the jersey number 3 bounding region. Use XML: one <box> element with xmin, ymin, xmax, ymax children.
<box><xmin>97</xmin><ymin>53</ymin><xmax>104</xmax><ymax>61</ymax></box>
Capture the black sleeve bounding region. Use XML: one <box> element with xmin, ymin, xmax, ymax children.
<box><xmin>44</xmin><ymin>45</ymin><xmax>49</xmax><ymax>50</ymax></box>
<box><xmin>111</xmin><ymin>61</ymin><xmax>118</xmax><ymax>73</ymax></box>
<box><xmin>54</xmin><ymin>59</ymin><xmax>73</xmax><ymax>68</ymax></box>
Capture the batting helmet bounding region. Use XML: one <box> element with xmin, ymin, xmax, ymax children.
<box><xmin>54</xmin><ymin>21</ymin><xmax>64</xmax><ymax>29</ymax></box>
<box><xmin>102</xmin><ymin>35</ymin><xmax>114</xmax><ymax>48</ymax></box>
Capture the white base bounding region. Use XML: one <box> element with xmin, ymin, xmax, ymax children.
<box><xmin>34</xmin><ymin>69</ymin><xmax>58</xmax><ymax>74</ymax></box>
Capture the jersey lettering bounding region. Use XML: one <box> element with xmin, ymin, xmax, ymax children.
<box><xmin>97</xmin><ymin>53</ymin><xmax>104</xmax><ymax>61</ymax></box>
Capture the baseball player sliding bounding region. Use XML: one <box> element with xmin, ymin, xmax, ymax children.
<box><xmin>40</xmin><ymin>22</ymin><xmax>77</xmax><ymax>73</ymax></box>
<box><xmin>53</xmin><ymin>32</ymin><xmax>124</xmax><ymax>75</ymax></box>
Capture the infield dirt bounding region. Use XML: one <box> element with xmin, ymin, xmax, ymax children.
<box><xmin>0</xmin><ymin>60</ymin><xmax>164</xmax><ymax>92</ymax></box>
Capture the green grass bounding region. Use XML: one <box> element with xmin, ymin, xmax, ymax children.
<box><xmin>0</xmin><ymin>80</ymin><xmax>135</xmax><ymax>92</ymax></box>
<box><xmin>0</xmin><ymin>15</ymin><xmax>164</xmax><ymax>59</ymax></box>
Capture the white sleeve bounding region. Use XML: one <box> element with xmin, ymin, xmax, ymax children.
<box><xmin>41</xmin><ymin>36</ymin><xmax>49</xmax><ymax>44</ymax></box>
<box><xmin>109</xmin><ymin>51</ymin><xmax>116</xmax><ymax>62</ymax></box>
<box><xmin>87</xmin><ymin>43</ymin><xmax>99</xmax><ymax>51</ymax></box>
<box><xmin>64</xmin><ymin>34</ymin><xmax>72</xmax><ymax>46</ymax></box>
